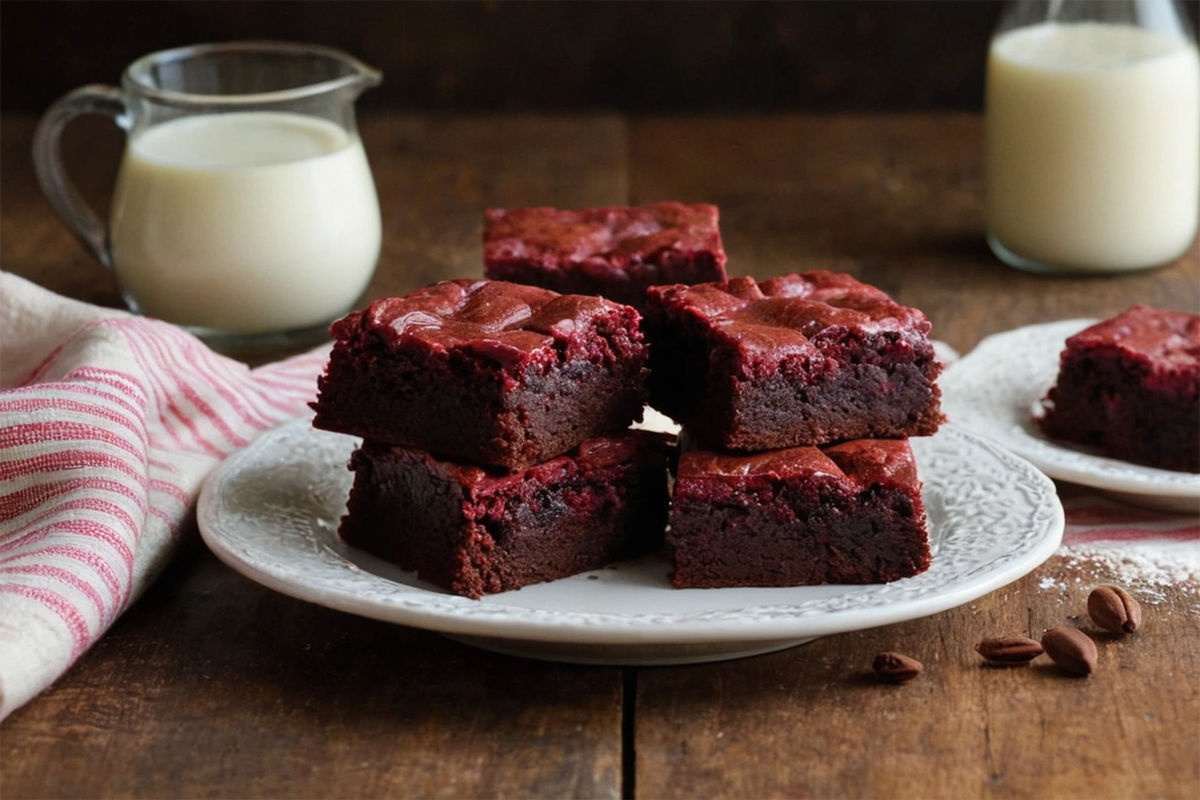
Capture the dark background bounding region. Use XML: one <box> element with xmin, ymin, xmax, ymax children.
<box><xmin>3</xmin><ymin>1</ymin><xmax>1016</xmax><ymax>114</ymax></box>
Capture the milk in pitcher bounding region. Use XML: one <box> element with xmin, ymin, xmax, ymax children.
<box><xmin>110</xmin><ymin>111</ymin><xmax>382</xmax><ymax>334</ymax></box>
<box><xmin>985</xmin><ymin>22</ymin><xmax>1200</xmax><ymax>273</ymax></box>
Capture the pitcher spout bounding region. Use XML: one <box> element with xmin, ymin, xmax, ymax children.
<box><xmin>345</xmin><ymin>55</ymin><xmax>383</xmax><ymax>97</ymax></box>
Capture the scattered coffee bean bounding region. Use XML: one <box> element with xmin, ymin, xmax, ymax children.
<box><xmin>1040</xmin><ymin>627</ymin><xmax>1098</xmax><ymax>676</ymax></box>
<box><xmin>1088</xmin><ymin>585</ymin><xmax>1142</xmax><ymax>635</ymax></box>
<box><xmin>873</xmin><ymin>651</ymin><xmax>923</xmax><ymax>684</ymax></box>
<box><xmin>976</xmin><ymin>636</ymin><xmax>1044</xmax><ymax>665</ymax></box>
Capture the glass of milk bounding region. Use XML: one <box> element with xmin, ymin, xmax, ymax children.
<box><xmin>33</xmin><ymin>42</ymin><xmax>383</xmax><ymax>346</ymax></box>
<box><xmin>985</xmin><ymin>0</ymin><xmax>1200</xmax><ymax>275</ymax></box>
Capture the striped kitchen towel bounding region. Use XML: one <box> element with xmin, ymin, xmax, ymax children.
<box><xmin>0</xmin><ymin>272</ymin><xmax>328</xmax><ymax>720</ymax></box>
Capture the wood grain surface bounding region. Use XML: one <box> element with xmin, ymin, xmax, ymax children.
<box><xmin>1</xmin><ymin>2</ymin><xmax>1002</xmax><ymax>114</ymax></box>
<box><xmin>5</xmin><ymin>2</ymin><xmax>1197</xmax><ymax>115</ymax></box>
<box><xmin>1</xmin><ymin>113</ymin><xmax>1197</xmax><ymax>800</ymax></box>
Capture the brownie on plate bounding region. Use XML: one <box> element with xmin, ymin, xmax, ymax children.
<box><xmin>483</xmin><ymin>202</ymin><xmax>728</xmax><ymax>310</ymax></box>
<box><xmin>667</xmin><ymin>438</ymin><xmax>932</xmax><ymax>589</ymax></box>
<box><xmin>1037</xmin><ymin>305</ymin><xmax>1200</xmax><ymax>473</ymax></box>
<box><xmin>312</xmin><ymin>280</ymin><xmax>649</xmax><ymax>470</ymax></box>
<box><xmin>340</xmin><ymin>432</ymin><xmax>672</xmax><ymax>599</ymax></box>
<box><xmin>644</xmin><ymin>272</ymin><xmax>944</xmax><ymax>451</ymax></box>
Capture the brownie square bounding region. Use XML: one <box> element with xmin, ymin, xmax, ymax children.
<box><xmin>339</xmin><ymin>432</ymin><xmax>672</xmax><ymax>599</ymax></box>
<box><xmin>312</xmin><ymin>280</ymin><xmax>650</xmax><ymax>470</ymax></box>
<box><xmin>1037</xmin><ymin>305</ymin><xmax>1200</xmax><ymax>473</ymax></box>
<box><xmin>483</xmin><ymin>202</ymin><xmax>728</xmax><ymax>310</ymax></box>
<box><xmin>644</xmin><ymin>272</ymin><xmax>944</xmax><ymax>451</ymax></box>
<box><xmin>667</xmin><ymin>438</ymin><xmax>932</xmax><ymax>589</ymax></box>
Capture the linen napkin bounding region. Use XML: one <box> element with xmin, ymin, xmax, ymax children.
<box><xmin>0</xmin><ymin>272</ymin><xmax>328</xmax><ymax>720</ymax></box>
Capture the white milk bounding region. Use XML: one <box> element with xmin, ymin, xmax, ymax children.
<box><xmin>110</xmin><ymin>112</ymin><xmax>381</xmax><ymax>334</ymax></box>
<box><xmin>985</xmin><ymin>23</ymin><xmax>1200</xmax><ymax>273</ymax></box>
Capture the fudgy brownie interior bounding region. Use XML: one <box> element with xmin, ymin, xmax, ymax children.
<box><xmin>667</xmin><ymin>438</ymin><xmax>932</xmax><ymax>589</ymax></box>
<box><xmin>312</xmin><ymin>279</ymin><xmax>649</xmax><ymax>469</ymax></box>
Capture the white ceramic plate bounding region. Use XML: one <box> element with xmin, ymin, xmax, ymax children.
<box><xmin>941</xmin><ymin>320</ymin><xmax>1200</xmax><ymax>513</ymax></box>
<box><xmin>197</xmin><ymin>418</ymin><xmax>1063</xmax><ymax>665</ymax></box>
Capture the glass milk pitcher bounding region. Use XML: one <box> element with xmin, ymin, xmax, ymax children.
<box><xmin>34</xmin><ymin>42</ymin><xmax>383</xmax><ymax>344</ymax></box>
<box><xmin>984</xmin><ymin>0</ymin><xmax>1200</xmax><ymax>275</ymax></box>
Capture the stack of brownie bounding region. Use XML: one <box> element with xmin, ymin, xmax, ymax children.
<box><xmin>310</xmin><ymin>279</ymin><xmax>671</xmax><ymax>599</ymax></box>
<box><xmin>642</xmin><ymin>273</ymin><xmax>944</xmax><ymax>588</ymax></box>
<box><xmin>484</xmin><ymin>202</ymin><xmax>943</xmax><ymax>589</ymax></box>
<box><xmin>313</xmin><ymin>202</ymin><xmax>946</xmax><ymax>598</ymax></box>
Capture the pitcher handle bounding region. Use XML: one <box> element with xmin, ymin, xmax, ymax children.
<box><xmin>32</xmin><ymin>85</ymin><xmax>130</xmax><ymax>269</ymax></box>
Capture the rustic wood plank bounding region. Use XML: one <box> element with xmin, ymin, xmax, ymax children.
<box><xmin>0</xmin><ymin>2</ymin><xmax>1009</xmax><ymax>115</ymax></box>
<box><xmin>0</xmin><ymin>113</ymin><xmax>631</xmax><ymax>799</ymax></box>
<box><xmin>1</xmin><ymin>112</ymin><xmax>631</xmax><ymax>352</ymax></box>
<box><xmin>634</xmin><ymin>562</ymin><xmax>1199</xmax><ymax>800</ymax></box>
<box><xmin>363</xmin><ymin>113</ymin><xmax>630</xmax><ymax>302</ymax></box>
<box><xmin>629</xmin><ymin>114</ymin><xmax>1199</xmax><ymax>800</ymax></box>
<box><xmin>0</xmin><ymin>115</ymin><xmax>126</xmax><ymax>310</ymax></box>
<box><xmin>3</xmin><ymin>112</ymin><xmax>1198</xmax><ymax>800</ymax></box>
<box><xmin>629</xmin><ymin>114</ymin><xmax>1199</xmax><ymax>355</ymax></box>
<box><xmin>0</xmin><ymin>545</ymin><xmax>624</xmax><ymax>800</ymax></box>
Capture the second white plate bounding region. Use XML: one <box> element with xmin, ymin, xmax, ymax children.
<box><xmin>940</xmin><ymin>319</ymin><xmax>1200</xmax><ymax>512</ymax></box>
<box><xmin>197</xmin><ymin>418</ymin><xmax>1063</xmax><ymax>665</ymax></box>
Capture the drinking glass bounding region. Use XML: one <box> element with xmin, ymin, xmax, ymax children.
<box><xmin>985</xmin><ymin>0</ymin><xmax>1199</xmax><ymax>275</ymax></box>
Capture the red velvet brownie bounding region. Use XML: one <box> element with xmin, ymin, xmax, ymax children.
<box><xmin>340</xmin><ymin>432</ymin><xmax>672</xmax><ymax>599</ymax></box>
<box><xmin>483</xmin><ymin>202</ymin><xmax>728</xmax><ymax>310</ymax></box>
<box><xmin>644</xmin><ymin>272</ymin><xmax>944</xmax><ymax>451</ymax></box>
<box><xmin>667</xmin><ymin>438</ymin><xmax>932</xmax><ymax>589</ymax></box>
<box><xmin>312</xmin><ymin>280</ymin><xmax>649</xmax><ymax>470</ymax></box>
<box><xmin>1037</xmin><ymin>305</ymin><xmax>1200</xmax><ymax>473</ymax></box>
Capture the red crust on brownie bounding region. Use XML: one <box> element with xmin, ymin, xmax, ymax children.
<box><xmin>667</xmin><ymin>438</ymin><xmax>932</xmax><ymax>589</ymax></box>
<box><xmin>484</xmin><ymin>202</ymin><xmax>727</xmax><ymax>309</ymax></box>
<box><xmin>311</xmin><ymin>279</ymin><xmax>649</xmax><ymax>469</ymax></box>
<box><xmin>340</xmin><ymin>432</ymin><xmax>672</xmax><ymax>598</ymax></box>
<box><xmin>1037</xmin><ymin>305</ymin><xmax>1200</xmax><ymax>472</ymax></box>
<box><xmin>645</xmin><ymin>271</ymin><xmax>944</xmax><ymax>450</ymax></box>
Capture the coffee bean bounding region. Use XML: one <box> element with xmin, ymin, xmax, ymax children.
<box><xmin>1041</xmin><ymin>627</ymin><xmax>1098</xmax><ymax>676</ymax></box>
<box><xmin>873</xmin><ymin>651</ymin><xmax>923</xmax><ymax>684</ymax></box>
<box><xmin>976</xmin><ymin>636</ymin><xmax>1044</xmax><ymax>665</ymax></box>
<box><xmin>1088</xmin><ymin>585</ymin><xmax>1142</xmax><ymax>635</ymax></box>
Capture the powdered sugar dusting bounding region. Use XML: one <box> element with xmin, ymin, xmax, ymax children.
<box><xmin>1052</xmin><ymin>494</ymin><xmax>1200</xmax><ymax>607</ymax></box>
<box><xmin>1060</xmin><ymin>540</ymin><xmax>1200</xmax><ymax>604</ymax></box>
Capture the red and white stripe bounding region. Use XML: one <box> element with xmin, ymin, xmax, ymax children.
<box><xmin>0</xmin><ymin>273</ymin><xmax>328</xmax><ymax>719</ymax></box>
<box><xmin>1062</xmin><ymin>497</ymin><xmax>1200</xmax><ymax>546</ymax></box>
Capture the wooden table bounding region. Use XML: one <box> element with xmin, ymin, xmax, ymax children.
<box><xmin>2</xmin><ymin>113</ymin><xmax>1197</xmax><ymax>800</ymax></box>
